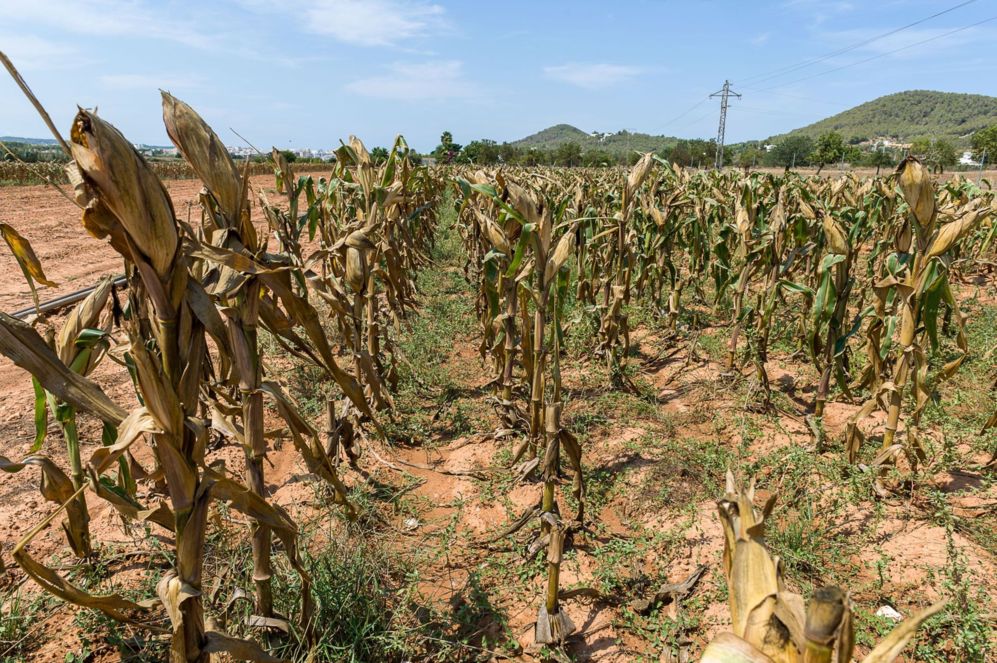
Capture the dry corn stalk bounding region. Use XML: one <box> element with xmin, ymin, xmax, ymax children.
<box><xmin>0</xmin><ymin>229</ymin><xmax>119</xmax><ymax>557</ymax></box>
<box><xmin>163</xmin><ymin>91</ymin><xmax>277</xmax><ymax>618</ymax></box>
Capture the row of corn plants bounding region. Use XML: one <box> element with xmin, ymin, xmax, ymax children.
<box><xmin>0</xmin><ymin>68</ymin><xmax>443</xmax><ymax>661</ymax></box>
<box><xmin>453</xmin><ymin>156</ymin><xmax>993</xmax><ymax>648</ymax></box>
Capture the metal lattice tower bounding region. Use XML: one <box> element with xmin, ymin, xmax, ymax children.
<box><xmin>710</xmin><ymin>80</ymin><xmax>740</xmax><ymax>169</ymax></box>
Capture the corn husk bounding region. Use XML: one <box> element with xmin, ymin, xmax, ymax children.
<box><xmin>925</xmin><ymin>205</ymin><xmax>987</xmax><ymax>258</ymax></box>
<box><xmin>69</xmin><ymin>109</ymin><xmax>178</xmax><ymax>277</ymax></box>
<box><xmin>896</xmin><ymin>157</ymin><xmax>935</xmax><ymax>231</ymax></box>
<box><xmin>821</xmin><ymin>214</ymin><xmax>850</xmax><ymax>256</ymax></box>
<box><xmin>162</xmin><ymin>92</ymin><xmax>245</xmax><ymax>225</ymax></box>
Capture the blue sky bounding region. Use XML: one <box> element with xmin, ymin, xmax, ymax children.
<box><xmin>1</xmin><ymin>0</ymin><xmax>994</xmax><ymax>152</ymax></box>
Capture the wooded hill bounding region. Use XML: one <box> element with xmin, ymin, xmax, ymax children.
<box><xmin>510</xmin><ymin>90</ymin><xmax>997</xmax><ymax>155</ymax></box>
<box><xmin>770</xmin><ymin>90</ymin><xmax>997</xmax><ymax>146</ymax></box>
<box><xmin>511</xmin><ymin>124</ymin><xmax>681</xmax><ymax>156</ymax></box>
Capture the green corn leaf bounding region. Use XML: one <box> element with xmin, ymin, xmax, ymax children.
<box><xmin>505</xmin><ymin>223</ymin><xmax>535</xmax><ymax>278</ymax></box>
<box><xmin>778</xmin><ymin>280</ymin><xmax>814</xmax><ymax>298</ymax></box>
<box><xmin>31</xmin><ymin>377</ymin><xmax>47</xmax><ymax>452</ymax></box>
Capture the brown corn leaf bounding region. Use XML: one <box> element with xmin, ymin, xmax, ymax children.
<box><xmin>925</xmin><ymin>206</ymin><xmax>986</xmax><ymax>258</ymax></box>
<box><xmin>11</xmin><ymin>480</ymin><xmax>157</xmax><ymax>626</ymax></box>
<box><xmin>544</xmin><ymin>230</ymin><xmax>576</xmax><ymax>285</ymax></box>
<box><xmin>895</xmin><ymin>157</ymin><xmax>935</xmax><ymax>230</ymax></box>
<box><xmin>1</xmin><ymin>222</ymin><xmax>57</xmax><ymax>287</ymax></box>
<box><xmin>0</xmin><ymin>313</ymin><xmax>127</xmax><ymax>426</ymax></box>
<box><xmin>821</xmin><ymin>214</ymin><xmax>850</xmax><ymax>256</ymax></box>
<box><xmin>699</xmin><ymin>632</ymin><xmax>775</xmax><ymax>663</ymax></box>
<box><xmin>88</xmin><ymin>407</ymin><xmax>161</xmax><ymax>475</ymax></box>
<box><xmin>56</xmin><ymin>276</ymin><xmax>112</xmax><ymax>368</ymax></box>
<box><xmin>0</xmin><ymin>454</ymin><xmax>91</xmax><ymax>557</ymax></box>
<box><xmin>203</xmin><ymin>617</ymin><xmax>287</xmax><ymax>663</ymax></box>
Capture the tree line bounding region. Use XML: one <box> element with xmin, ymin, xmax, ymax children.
<box><xmin>419</xmin><ymin>126</ymin><xmax>996</xmax><ymax>173</ymax></box>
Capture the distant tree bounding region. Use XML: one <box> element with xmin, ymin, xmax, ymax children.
<box><xmin>667</xmin><ymin>141</ymin><xmax>693</xmax><ymax>167</ymax></box>
<box><xmin>843</xmin><ymin>146</ymin><xmax>863</xmax><ymax>165</ymax></box>
<box><xmin>970</xmin><ymin>125</ymin><xmax>997</xmax><ymax>163</ymax></box>
<box><xmin>553</xmin><ymin>142</ymin><xmax>583</xmax><ymax>167</ymax></box>
<box><xmin>810</xmin><ymin>132</ymin><xmax>846</xmax><ymax>174</ymax></box>
<box><xmin>461</xmin><ymin>139</ymin><xmax>501</xmax><ymax>165</ymax></box>
<box><xmin>736</xmin><ymin>147</ymin><xmax>765</xmax><ymax>171</ymax></box>
<box><xmin>281</xmin><ymin>149</ymin><xmax>298</xmax><ymax>163</ymax></box>
<box><xmin>687</xmin><ymin>139</ymin><xmax>716</xmax><ymax>168</ymax></box>
<box><xmin>911</xmin><ymin>138</ymin><xmax>957</xmax><ymax>173</ymax></box>
<box><xmin>497</xmin><ymin>142</ymin><xmax>521</xmax><ymax>164</ymax></box>
<box><xmin>431</xmin><ymin>130</ymin><xmax>462</xmax><ymax>164</ymax></box>
<box><xmin>582</xmin><ymin>149</ymin><xmax>614</xmax><ymax>167</ymax></box>
<box><xmin>931</xmin><ymin>140</ymin><xmax>957</xmax><ymax>173</ymax></box>
<box><xmin>863</xmin><ymin>147</ymin><xmax>896</xmax><ymax>176</ymax></box>
<box><xmin>763</xmin><ymin>135</ymin><xmax>813</xmax><ymax>169</ymax></box>
<box><xmin>519</xmin><ymin>148</ymin><xmax>546</xmax><ymax>166</ymax></box>
<box><xmin>370</xmin><ymin>146</ymin><xmax>389</xmax><ymax>165</ymax></box>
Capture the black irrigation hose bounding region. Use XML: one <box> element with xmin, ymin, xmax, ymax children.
<box><xmin>11</xmin><ymin>275</ymin><xmax>127</xmax><ymax>320</ymax></box>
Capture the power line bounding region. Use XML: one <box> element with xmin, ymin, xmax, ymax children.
<box><xmin>659</xmin><ymin>96</ymin><xmax>711</xmax><ymax>130</ymax></box>
<box><xmin>735</xmin><ymin>104</ymin><xmax>828</xmax><ymax>118</ymax></box>
<box><xmin>655</xmin><ymin>4</ymin><xmax>988</xmax><ymax>142</ymax></box>
<box><xmin>754</xmin><ymin>14</ymin><xmax>997</xmax><ymax>91</ymax></box>
<box><xmin>734</xmin><ymin>0</ymin><xmax>976</xmax><ymax>87</ymax></box>
<box><xmin>736</xmin><ymin>86</ymin><xmax>855</xmax><ymax>109</ymax></box>
<box><xmin>674</xmin><ymin>108</ymin><xmax>717</xmax><ymax>132</ymax></box>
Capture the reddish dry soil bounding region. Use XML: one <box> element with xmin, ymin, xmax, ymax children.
<box><xmin>0</xmin><ymin>175</ymin><xmax>288</xmax><ymax>313</ymax></box>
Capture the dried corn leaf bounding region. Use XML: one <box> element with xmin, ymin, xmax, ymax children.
<box><xmin>1</xmin><ymin>222</ymin><xmax>57</xmax><ymax>289</ymax></box>
<box><xmin>0</xmin><ymin>312</ymin><xmax>127</xmax><ymax>426</ymax></box>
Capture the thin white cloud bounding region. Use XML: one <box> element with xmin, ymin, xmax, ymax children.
<box><xmin>0</xmin><ymin>0</ymin><xmax>212</xmax><ymax>48</ymax></box>
<box><xmin>543</xmin><ymin>63</ymin><xmax>641</xmax><ymax>89</ymax></box>
<box><xmin>100</xmin><ymin>74</ymin><xmax>205</xmax><ymax>90</ymax></box>
<box><xmin>0</xmin><ymin>34</ymin><xmax>78</xmax><ymax>70</ymax></box>
<box><xmin>301</xmin><ymin>0</ymin><xmax>447</xmax><ymax>47</ymax></box>
<box><xmin>751</xmin><ymin>32</ymin><xmax>771</xmax><ymax>46</ymax></box>
<box><xmin>782</xmin><ymin>0</ymin><xmax>854</xmax><ymax>28</ymax></box>
<box><xmin>345</xmin><ymin>60</ymin><xmax>478</xmax><ymax>100</ymax></box>
<box><xmin>782</xmin><ymin>0</ymin><xmax>853</xmax><ymax>9</ymax></box>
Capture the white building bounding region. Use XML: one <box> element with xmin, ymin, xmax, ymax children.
<box><xmin>959</xmin><ymin>150</ymin><xmax>979</xmax><ymax>166</ymax></box>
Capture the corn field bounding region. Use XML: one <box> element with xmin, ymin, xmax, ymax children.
<box><xmin>0</xmin><ymin>64</ymin><xmax>995</xmax><ymax>662</ymax></box>
<box><xmin>0</xmin><ymin>159</ymin><xmax>329</xmax><ymax>186</ymax></box>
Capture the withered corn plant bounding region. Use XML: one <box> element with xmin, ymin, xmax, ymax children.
<box><xmin>843</xmin><ymin>158</ymin><xmax>987</xmax><ymax>474</ymax></box>
<box><xmin>70</xmin><ymin>106</ymin><xmax>322</xmax><ymax>661</ymax></box>
<box><xmin>263</xmin><ymin>134</ymin><xmax>440</xmax><ymax>427</ymax></box>
<box><xmin>0</xmin><ymin>84</ymin><xmax>373</xmax><ymax>660</ymax></box>
<box><xmin>700</xmin><ymin>473</ymin><xmax>944</xmax><ymax>662</ymax></box>
<box><xmin>458</xmin><ymin>171</ymin><xmax>526</xmax><ymax>430</ymax></box>
<box><xmin>163</xmin><ymin>91</ymin><xmax>280</xmax><ymax>619</ymax></box>
<box><xmin>596</xmin><ymin>154</ymin><xmax>655</xmax><ymax>385</ymax></box>
<box><xmin>458</xmin><ymin>174</ymin><xmax>585</xmax><ymax>644</ymax></box>
<box><xmin>42</xmin><ymin>279</ymin><xmax>117</xmax><ymax>557</ymax></box>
